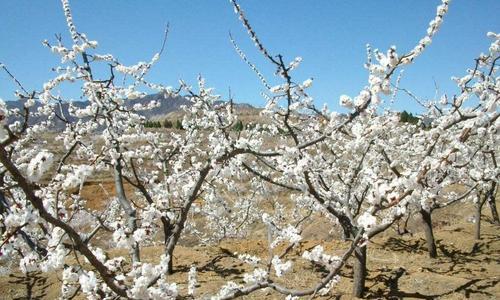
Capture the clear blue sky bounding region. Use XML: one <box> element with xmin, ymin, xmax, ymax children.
<box><xmin>1</xmin><ymin>1</ymin><xmax>498</xmax><ymax>113</ymax></box>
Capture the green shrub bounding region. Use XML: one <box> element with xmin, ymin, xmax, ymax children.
<box><xmin>233</xmin><ymin>120</ymin><xmax>244</xmax><ymax>132</ymax></box>
<box><xmin>163</xmin><ymin>119</ymin><xmax>173</xmax><ymax>128</ymax></box>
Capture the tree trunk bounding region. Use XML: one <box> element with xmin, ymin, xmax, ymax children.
<box><xmin>164</xmin><ymin>165</ymin><xmax>212</xmax><ymax>276</ymax></box>
<box><xmin>352</xmin><ymin>246</ymin><xmax>367</xmax><ymax>298</ymax></box>
<box><xmin>114</xmin><ymin>159</ymin><xmax>140</xmax><ymax>263</ymax></box>
<box><xmin>488</xmin><ymin>197</ymin><xmax>500</xmax><ymax>225</ymax></box>
<box><xmin>420</xmin><ymin>208</ymin><xmax>437</xmax><ymax>258</ymax></box>
<box><xmin>161</xmin><ymin>218</ymin><xmax>174</xmax><ymax>274</ymax></box>
<box><xmin>168</xmin><ymin>255</ymin><xmax>173</xmax><ymax>275</ymax></box>
<box><xmin>0</xmin><ymin>191</ymin><xmax>7</xmax><ymax>235</ymax></box>
<box><xmin>475</xmin><ymin>197</ymin><xmax>486</xmax><ymax>240</ymax></box>
<box><xmin>487</xmin><ymin>182</ymin><xmax>499</xmax><ymax>225</ymax></box>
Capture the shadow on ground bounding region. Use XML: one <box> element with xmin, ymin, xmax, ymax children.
<box><xmin>8</xmin><ymin>271</ymin><xmax>49</xmax><ymax>300</ymax></box>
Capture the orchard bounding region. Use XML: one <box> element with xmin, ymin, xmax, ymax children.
<box><xmin>0</xmin><ymin>0</ymin><xmax>498</xmax><ymax>299</ymax></box>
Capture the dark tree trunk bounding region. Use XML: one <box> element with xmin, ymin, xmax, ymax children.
<box><xmin>488</xmin><ymin>198</ymin><xmax>500</xmax><ymax>225</ymax></box>
<box><xmin>420</xmin><ymin>208</ymin><xmax>437</xmax><ymax>258</ymax></box>
<box><xmin>161</xmin><ymin>218</ymin><xmax>174</xmax><ymax>274</ymax></box>
<box><xmin>163</xmin><ymin>166</ymin><xmax>211</xmax><ymax>278</ymax></box>
<box><xmin>0</xmin><ymin>191</ymin><xmax>7</xmax><ymax>235</ymax></box>
<box><xmin>487</xmin><ymin>182</ymin><xmax>499</xmax><ymax>225</ymax></box>
<box><xmin>352</xmin><ymin>246</ymin><xmax>367</xmax><ymax>298</ymax></box>
<box><xmin>475</xmin><ymin>197</ymin><xmax>486</xmax><ymax>240</ymax></box>
<box><xmin>167</xmin><ymin>254</ymin><xmax>173</xmax><ymax>275</ymax></box>
<box><xmin>164</xmin><ymin>235</ymin><xmax>174</xmax><ymax>275</ymax></box>
<box><xmin>162</xmin><ymin>232</ymin><xmax>176</xmax><ymax>274</ymax></box>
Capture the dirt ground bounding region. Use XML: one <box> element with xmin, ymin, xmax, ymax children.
<box><xmin>0</xmin><ymin>186</ymin><xmax>498</xmax><ymax>299</ymax></box>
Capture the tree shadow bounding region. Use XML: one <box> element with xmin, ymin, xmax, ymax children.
<box><xmin>194</xmin><ymin>248</ymin><xmax>246</xmax><ymax>279</ymax></box>
<box><xmin>436</xmin><ymin>240</ymin><xmax>476</xmax><ymax>259</ymax></box>
<box><xmin>377</xmin><ymin>237</ymin><xmax>427</xmax><ymax>254</ymax></box>
<box><xmin>418</xmin><ymin>240</ymin><xmax>494</xmax><ymax>276</ymax></box>
<box><xmin>8</xmin><ymin>271</ymin><xmax>49</xmax><ymax>300</ymax></box>
<box><xmin>366</xmin><ymin>267</ymin><xmax>498</xmax><ymax>299</ymax></box>
<box><xmin>366</xmin><ymin>267</ymin><xmax>410</xmax><ymax>299</ymax></box>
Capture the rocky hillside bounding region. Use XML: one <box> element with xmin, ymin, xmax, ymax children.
<box><xmin>4</xmin><ymin>93</ymin><xmax>257</xmax><ymax>130</ymax></box>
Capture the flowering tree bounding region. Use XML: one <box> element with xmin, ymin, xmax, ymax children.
<box><xmin>212</xmin><ymin>0</ymin><xmax>463</xmax><ymax>298</ymax></box>
<box><xmin>213</xmin><ymin>0</ymin><xmax>497</xmax><ymax>298</ymax></box>
<box><xmin>386</xmin><ymin>31</ymin><xmax>500</xmax><ymax>258</ymax></box>
<box><xmin>424</xmin><ymin>31</ymin><xmax>500</xmax><ymax>243</ymax></box>
<box><xmin>0</xmin><ymin>0</ymin><xmax>266</xmax><ymax>298</ymax></box>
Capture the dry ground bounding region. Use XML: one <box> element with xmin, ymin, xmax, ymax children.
<box><xmin>0</xmin><ymin>195</ymin><xmax>498</xmax><ymax>299</ymax></box>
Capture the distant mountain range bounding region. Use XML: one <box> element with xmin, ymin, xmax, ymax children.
<box><xmin>4</xmin><ymin>93</ymin><xmax>256</xmax><ymax>130</ymax></box>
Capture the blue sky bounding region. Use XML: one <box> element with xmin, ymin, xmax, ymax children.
<box><xmin>0</xmin><ymin>1</ymin><xmax>498</xmax><ymax>113</ymax></box>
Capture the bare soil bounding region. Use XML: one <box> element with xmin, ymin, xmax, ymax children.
<box><xmin>1</xmin><ymin>198</ymin><xmax>498</xmax><ymax>299</ymax></box>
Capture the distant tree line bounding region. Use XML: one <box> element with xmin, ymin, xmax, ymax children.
<box><xmin>399</xmin><ymin>110</ymin><xmax>420</xmax><ymax>125</ymax></box>
<box><xmin>144</xmin><ymin>119</ymin><xmax>246</xmax><ymax>131</ymax></box>
<box><xmin>148</xmin><ymin>113</ymin><xmax>422</xmax><ymax>131</ymax></box>
<box><xmin>144</xmin><ymin>120</ymin><xmax>162</xmax><ymax>128</ymax></box>
<box><xmin>143</xmin><ymin>119</ymin><xmax>184</xmax><ymax>129</ymax></box>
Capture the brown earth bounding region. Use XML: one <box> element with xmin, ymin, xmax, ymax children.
<box><xmin>0</xmin><ymin>197</ymin><xmax>498</xmax><ymax>299</ymax></box>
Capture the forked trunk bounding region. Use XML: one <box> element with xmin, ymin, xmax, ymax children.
<box><xmin>352</xmin><ymin>245</ymin><xmax>367</xmax><ymax>298</ymax></box>
<box><xmin>164</xmin><ymin>165</ymin><xmax>212</xmax><ymax>275</ymax></box>
<box><xmin>420</xmin><ymin>208</ymin><xmax>437</xmax><ymax>258</ymax></box>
